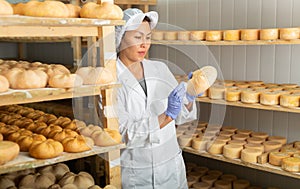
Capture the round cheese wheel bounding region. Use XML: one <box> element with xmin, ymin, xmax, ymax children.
<box><xmin>207</xmin><ymin>140</ymin><xmax>226</xmax><ymax>155</ymax></box>
<box><xmin>151</xmin><ymin>30</ymin><xmax>164</xmax><ymax>40</ymax></box>
<box><xmin>215</xmin><ymin>136</ymin><xmax>231</xmax><ymax>143</ymax></box>
<box><xmin>187</xmin><ymin>175</ymin><xmax>198</xmax><ymax>188</ymax></box>
<box><xmin>192</xmin><ymin>137</ymin><xmax>207</xmax><ymax>151</ymax></box>
<box><xmin>192</xmin><ymin>182</ymin><xmax>210</xmax><ymax>189</ymax></box>
<box><xmin>233</xmin><ymin>179</ymin><xmax>250</xmax><ymax>189</ymax></box>
<box><xmin>263</xmin><ymin>141</ymin><xmax>282</xmax><ymax>152</ymax></box>
<box><xmin>224</xmin><ymin>80</ymin><xmax>235</xmax><ymax>87</ymax></box>
<box><xmin>184</xmin><ymin>130</ymin><xmax>198</xmax><ymax>138</ymax></box>
<box><xmin>206</xmin><ymin>31</ymin><xmax>222</xmax><ymax>41</ymax></box>
<box><xmin>269</xmin><ymin>151</ymin><xmax>290</xmax><ymax>166</ymax></box>
<box><xmin>235</xmin><ymin>82</ymin><xmax>250</xmax><ymax>89</ymax></box>
<box><xmin>201</xmin><ymin>174</ymin><xmax>219</xmax><ymax>186</ymax></box>
<box><xmin>260</xmin><ymin>91</ymin><xmax>281</xmax><ymax>105</ymax></box>
<box><xmin>193</xmin><ymin>166</ymin><xmax>209</xmax><ymax>174</ymax></box>
<box><xmin>225</xmin><ymin>89</ymin><xmax>241</xmax><ymax>102</ymax></box>
<box><xmin>280</xmin><ymin>83</ymin><xmax>298</xmax><ymax>89</ymax></box>
<box><xmin>280</xmin><ymin>94</ymin><xmax>300</xmax><ymax>107</ymax></box>
<box><xmin>250</xmin><ymin>85</ymin><xmax>266</xmax><ymax>90</ymax></box>
<box><xmin>220</xmin><ymin>174</ymin><xmax>237</xmax><ymax>182</ymax></box>
<box><xmin>223</xmin><ymin>30</ymin><xmax>240</xmax><ymax>41</ymax></box>
<box><xmin>187</xmin><ymin>68</ymin><xmax>216</xmax><ymax>96</ymax></box>
<box><xmin>209</xmin><ymin>85</ymin><xmax>226</xmax><ymax>99</ymax></box>
<box><xmin>178</xmin><ymin>135</ymin><xmax>192</xmax><ymax>148</ymax></box>
<box><xmin>281</xmin><ymin>157</ymin><xmax>300</xmax><ymax>172</ymax></box>
<box><xmin>178</xmin><ymin>31</ymin><xmax>190</xmax><ymax>41</ymax></box>
<box><xmin>294</xmin><ymin>141</ymin><xmax>300</xmax><ymax>149</ymax></box>
<box><xmin>223</xmin><ymin>144</ymin><xmax>244</xmax><ymax>159</ymax></box>
<box><xmin>221</xmin><ymin>126</ymin><xmax>237</xmax><ymax>133</ymax></box>
<box><xmin>188</xmin><ymin>172</ymin><xmax>203</xmax><ymax>182</ymax></box>
<box><xmin>244</xmin><ymin>143</ymin><xmax>264</xmax><ymax>153</ymax></box>
<box><xmin>236</xmin><ymin>129</ymin><xmax>252</xmax><ymax>136</ymax></box>
<box><xmin>228</xmin><ymin>139</ymin><xmax>247</xmax><ymax>146</ymax></box>
<box><xmin>207</xmin><ymin>169</ymin><xmax>223</xmax><ymax>178</ymax></box>
<box><xmin>280</xmin><ymin>28</ymin><xmax>300</xmax><ymax>40</ymax></box>
<box><xmin>260</xmin><ymin>28</ymin><xmax>279</xmax><ymax>40</ymax></box>
<box><xmin>214</xmin><ymin>179</ymin><xmax>232</xmax><ymax>189</ymax></box>
<box><xmin>190</xmin><ymin>31</ymin><xmax>206</xmax><ymax>41</ymax></box>
<box><xmin>267</xmin><ymin>136</ymin><xmax>287</xmax><ymax>145</ymax></box>
<box><xmin>0</xmin><ymin>75</ymin><xmax>9</xmax><ymax>93</ymax></box>
<box><xmin>241</xmin><ymin>90</ymin><xmax>260</xmax><ymax>103</ymax></box>
<box><xmin>280</xmin><ymin>147</ymin><xmax>300</xmax><ymax>156</ymax></box>
<box><xmin>241</xmin><ymin>148</ymin><xmax>262</xmax><ymax>163</ymax></box>
<box><xmin>232</xmin><ymin>133</ymin><xmax>249</xmax><ymax>141</ymax></box>
<box><xmin>164</xmin><ymin>31</ymin><xmax>177</xmax><ymax>40</ymax></box>
<box><xmin>251</xmin><ymin>132</ymin><xmax>269</xmax><ymax>140</ymax></box>
<box><xmin>241</xmin><ymin>29</ymin><xmax>259</xmax><ymax>41</ymax></box>
<box><xmin>219</xmin><ymin>130</ymin><xmax>234</xmax><ymax>138</ymax></box>
<box><xmin>0</xmin><ymin>141</ymin><xmax>20</xmax><ymax>165</ymax></box>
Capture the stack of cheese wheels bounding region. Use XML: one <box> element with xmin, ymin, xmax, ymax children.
<box><xmin>223</xmin><ymin>30</ymin><xmax>240</xmax><ymax>41</ymax></box>
<box><xmin>241</xmin><ymin>29</ymin><xmax>259</xmax><ymax>40</ymax></box>
<box><xmin>228</xmin><ymin>139</ymin><xmax>246</xmax><ymax>146</ymax></box>
<box><xmin>267</xmin><ymin>136</ymin><xmax>287</xmax><ymax>145</ymax></box>
<box><xmin>206</xmin><ymin>31</ymin><xmax>222</xmax><ymax>41</ymax></box>
<box><xmin>281</xmin><ymin>157</ymin><xmax>300</xmax><ymax>172</ymax></box>
<box><xmin>151</xmin><ymin>30</ymin><xmax>164</xmax><ymax>40</ymax></box>
<box><xmin>214</xmin><ymin>179</ymin><xmax>232</xmax><ymax>189</ymax></box>
<box><xmin>260</xmin><ymin>28</ymin><xmax>279</xmax><ymax>40</ymax></box>
<box><xmin>280</xmin><ymin>94</ymin><xmax>300</xmax><ymax>107</ymax></box>
<box><xmin>244</xmin><ymin>143</ymin><xmax>264</xmax><ymax>153</ymax></box>
<box><xmin>251</xmin><ymin>132</ymin><xmax>269</xmax><ymax>140</ymax></box>
<box><xmin>190</xmin><ymin>30</ymin><xmax>206</xmax><ymax>41</ymax></box>
<box><xmin>232</xmin><ymin>133</ymin><xmax>249</xmax><ymax>141</ymax></box>
<box><xmin>192</xmin><ymin>137</ymin><xmax>207</xmax><ymax>151</ymax></box>
<box><xmin>279</xmin><ymin>28</ymin><xmax>300</xmax><ymax>40</ymax></box>
<box><xmin>269</xmin><ymin>151</ymin><xmax>291</xmax><ymax>166</ymax></box>
<box><xmin>201</xmin><ymin>174</ymin><xmax>219</xmax><ymax>186</ymax></box>
<box><xmin>236</xmin><ymin>129</ymin><xmax>252</xmax><ymax>136</ymax></box>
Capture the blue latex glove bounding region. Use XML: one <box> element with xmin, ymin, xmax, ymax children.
<box><xmin>166</xmin><ymin>82</ymin><xmax>186</xmax><ymax>120</ymax></box>
<box><xmin>186</xmin><ymin>71</ymin><xmax>203</xmax><ymax>102</ymax></box>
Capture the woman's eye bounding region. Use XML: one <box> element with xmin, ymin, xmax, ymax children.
<box><xmin>146</xmin><ymin>36</ymin><xmax>151</xmax><ymax>40</ymax></box>
<box><xmin>134</xmin><ymin>36</ymin><xmax>142</xmax><ymax>40</ymax></box>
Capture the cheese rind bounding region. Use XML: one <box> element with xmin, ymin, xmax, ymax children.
<box><xmin>281</xmin><ymin>157</ymin><xmax>300</xmax><ymax>172</ymax></box>
<box><xmin>269</xmin><ymin>151</ymin><xmax>290</xmax><ymax>166</ymax></box>
<box><xmin>241</xmin><ymin>148</ymin><xmax>262</xmax><ymax>163</ymax></box>
<box><xmin>223</xmin><ymin>144</ymin><xmax>244</xmax><ymax>159</ymax></box>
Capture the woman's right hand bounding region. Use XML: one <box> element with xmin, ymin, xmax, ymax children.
<box><xmin>165</xmin><ymin>82</ymin><xmax>186</xmax><ymax>120</ymax></box>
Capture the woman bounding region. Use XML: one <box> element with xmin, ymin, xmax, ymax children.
<box><xmin>115</xmin><ymin>8</ymin><xmax>201</xmax><ymax>189</ymax></box>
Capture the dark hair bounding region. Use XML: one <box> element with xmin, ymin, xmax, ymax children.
<box><xmin>143</xmin><ymin>16</ymin><xmax>151</xmax><ymax>23</ymax></box>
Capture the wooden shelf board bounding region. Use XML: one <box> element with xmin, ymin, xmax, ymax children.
<box><xmin>0</xmin><ymin>15</ymin><xmax>125</xmax><ymax>27</ymax></box>
<box><xmin>0</xmin><ymin>144</ymin><xmax>126</xmax><ymax>175</ymax></box>
<box><xmin>0</xmin><ymin>37</ymin><xmax>72</xmax><ymax>43</ymax></box>
<box><xmin>152</xmin><ymin>39</ymin><xmax>300</xmax><ymax>46</ymax></box>
<box><xmin>0</xmin><ymin>84</ymin><xmax>121</xmax><ymax>106</ymax></box>
<box><xmin>196</xmin><ymin>97</ymin><xmax>300</xmax><ymax>113</ymax></box>
<box><xmin>183</xmin><ymin>147</ymin><xmax>300</xmax><ymax>179</ymax></box>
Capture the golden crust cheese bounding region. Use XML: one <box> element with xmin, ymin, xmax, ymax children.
<box><xmin>223</xmin><ymin>30</ymin><xmax>240</xmax><ymax>41</ymax></box>
<box><xmin>269</xmin><ymin>151</ymin><xmax>291</xmax><ymax>166</ymax></box>
<box><xmin>280</xmin><ymin>28</ymin><xmax>300</xmax><ymax>40</ymax></box>
<box><xmin>241</xmin><ymin>90</ymin><xmax>260</xmax><ymax>103</ymax></box>
<box><xmin>280</xmin><ymin>94</ymin><xmax>300</xmax><ymax>107</ymax></box>
<box><xmin>223</xmin><ymin>144</ymin><xmax>244</xmax><ymax>159</ymax></box>
<box><xmin>206</xmin><ymin>30</ymin><xmax>222</xmax><ymax>41</ymax></box>
<box><xmin>260</xmin><ymin>28</ymin><xmax>279</xmax><ymax>40</ymax></box>
<box><xmin>241</xmin><ymin>29</ymin><xmax>259</xmax><ymax>41</ymax></box>
<box><xmin>263</xmin><ymin>141</ymin><xmax>282</xmax><ymax>152</ymax></box>
<box><xmin>241</xmin><ymin>148</ymin><xmax>262</xmax><ymax>163</ymax></box>
<box><xmin>225</xmin><ymin>89</ymin><xmax>241</xmax><ymax>102</ymax></box>
<box><xmin>190</xmin><ymin>30</ymin><xmax>206</xmax><ymax>41</ymax></box>
<box><xmin>281</xmin><ymin>157</ymin><xmax>300</xmax><ymax>172</ymax></box>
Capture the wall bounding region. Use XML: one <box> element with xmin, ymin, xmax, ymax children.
<box><xmin>150</xmin><ymin>0</ymin><xmax>300</xmax><ymax>188</ymax></box>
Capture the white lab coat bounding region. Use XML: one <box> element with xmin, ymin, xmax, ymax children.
<box><xmin>117</xmin><ymin>58</ymin><xmax>197</xmax><ymax>189</ymax></box>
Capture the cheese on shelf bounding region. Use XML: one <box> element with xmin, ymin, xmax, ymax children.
<box><xmin>236</xmin><ymin>129</ymin><xmax>252</xmax><ymax>136</ymax></box>
<box><xmin>251</xmin><ymin>132</ymin><xmax>269</xmax><ymax>140</ymax></box>
<box><xmin>241</xmin><ymin>148</ymin><xmax>262</xmax><ymax>163</ymax></box>
<box><xmin>209</xmin><ymin>85</ymin><xmax>226</xmax><ymax>99</ymax></box>
<box><xmin>225</xmin><ymin>89</ymin><xmax>241</xmax><ymax>102</ymax></box>
<box><xmin>260</xmin><ymin>28</ymin><xmax>279</xmax><ymax>40</ymax></box>
<box><xmin>269</xmin><ymin>151</ymin><xmax>291</xmax><ymax>166</ymax></box>
<box><xmin>241</xmin><ymin>90</ymin><xmax>260</xmax><ymax>103</ymax></box>
<box><xmin>178</xmin><ymin>31</ymin><xmax>190</xmax><ymax>41</ymax></box>
<box><xmin>232</xmin><ymin>133</ymin><xmax>249</xmax><ymax>141</ymax></box>
<box><xmin>280</xmin><ymin>94</ymin><xmax>300</xmax><ymax>108</ymax></box>
<box><xmin>192</xmin><ymin>182</ymin><xmax>210</xmax><ymax>189</ymax></box>
<box><xmin>178</xmin><ymin>135</ymin><xmax>192</xmax><ymax>148</ymax></box>
<box><xmin>267</xmin><ymin>136</ymin><xmax>287</xmax><ymax>145</ymax></box>
<box><xmin>206</xmin><ymin>31</ymin><xmax>223</xmax><ymax>41</ymax></box>
<box><xmin>190</xmin><ymin>30</ymin><xmax>206</xmax><ymax>41</ymax></box>
<box><xmin>223</xmin><ymin>144</ymin><xmax>244</xmax><ymax>159</ymax></box>
<box><xmin>279</xmin><ymin>28</ymin><xmax>300</xmax><ymax>40</ymax></box>
<box><xmin>233</xmin><ymin>179</ymin><xmax>251</xmax><ymax>189</ymax></box>
<box><xmin>223</xmin><ymin>30</ymin><xmax>240</xmax><ymax>41</ymax></box>
<box><xmin>164</xmin><ymin>31</ymin><xmax>177</xmax><ymax>40</ymax></box>
<box><xmin>260</xmin><ymin>91</ymin><xmax>281</xmax><ymax>105</ymax></box>
<box><xmin>214</xmin><ymin>179</ymin><xmax>232</xmax><ymax>189</ymax></box>
<box><xmin>244</xmin><ymin>143</ymin><xmax>264</xmax><ymax>153</ymax></box>
<box><xmin>246</xmin><ymin>137</ymin><xmax>265</xmax><ymax>144</ymax></box>
<box><xmin>241</xmin><ymin>29</ymin><xmax>259</xmax><ymax>41</ymax></box>
<box><xmin>152</xmin><ymin>30</ymin><xmax>164</xmax><ymax>40</ymax></box>
<box><xmin>221</xmin><ymin>126</ymin><xmax>238</xmax><ymax>133</ymax></box>
<box><xmin>192</xmin><ymin>137</ymin><xmax>207</xmax><ymax>151</ymax></box>
<box><xmin>207</xmin><ymin>140</ymin><xmax>226</xmax><ymax>155</ymax></box>
<box><xmin>263</xmin><ymin>141</ymin><xmax>282</xmax><ymax>152</ymax></box>
<box><xmin>281</xmin><ymin>157</ymin><xmax>300</xmax><ymax>172</ymax></box>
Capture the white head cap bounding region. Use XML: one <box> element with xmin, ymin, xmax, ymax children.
<box><xmin>115</xmin><ymin>8</ymin><xmax>158</xmax><ymax>52</ymax></box>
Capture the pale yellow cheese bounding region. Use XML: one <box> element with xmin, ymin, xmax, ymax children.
<box><xmin>228</xmin><ymin>140</ymin><xmax>247</xmax><ymax>146</ymax></box>
<box><xmin>269</xmin><ymin>151</ymin><xmax>290</xmax><ymax>166</ymax></box>
<box><xmin>280</xmin><ymin>83</ymin><xmax>298</xmax><ymax>88</ymax></box>
<box><xmin>248</xmin><ymin>81</ymin><xmax>264</xmax><ymax>85</ymax></box>
<box><xmin>263</xmin><ymin>141</ymin><xmax>282</xmax><ymax>152</ymax></box>
<box><xmin>223</xmin><ymin>30</ymin><xmax>240</xmax><ymax>41</ymax></box>
<box><xmin>244</xmin><ymin>143</ymin><xmax>264</xmax><ymax>153</ymax></box>
<box><xmin>233</xmin><ymin>179</ymin><xmax>250</xmax><ymax>189</ymax></box>
<box><xmin>164</xmin><ymin>31</ymin><xmax>177</xmax><ymax>40</ymax></box>
<box><xmin>281</xmin><ymin>157</ymin><xmax>300</xmax><ymax>172</ymax></box>
<box><xmin>236</xmin><ymin>129</ymin><xmax>252</xmax><ymax>136</ymax></box>
<box><xmin>209</xmin><ymin>85</ymin><xmax>226</xmax><ymax>99</ymax></box>
<box><xmin>241</xmin><ymin>148</ymin><xmax>262</xmax><ymax>163</ymax></box>
<box><xmin>178</xmin><ymin>135</ymin><xmax>192</xmax><ymax>148</ymax></box>
<box><xmin>260</xmin><ymin>28</ymin><xmax>279</xmax><ymax>40</ymax></box>
<box><xmin>221</xmin><ymin>126</ymin><xmax>238</xmax><ymax>133</ymax></box>
<box><xmin>251</xmin><ymin>132</ymin><xmax>269</xmax><ymax>140</ymax></box>
<box><xmin>151</xmin><ymin>30</ymin><xmax>164</xmax><ymax>40</ymax></box>
<box><xmin>280</xmin><ymin>94</ymin><xmax>300</xmax><ymax>107</ymax></box>
<box><xmin>225</xmin><ymin>89</ymin><xmax>241</xmax><ymax>102</ymax></box>
<box><xmin>190</xmin><ymin>30</ymin><xmax>206</xmax><ymax>41</ymax></box>
<box><xmin>235</xmin><ymin>82</ymin><xmax>250</xmax><ymax>89</ymax></box>
<box><xmin>206</xmin><ymin>30</ymin><xmax>222</xmax><ymax>41</ymax></box>
<box><xmin>192</xmin><ymin>137</ymin><xmax>207</xmax><ymax>151</ymax></box>
<box><xmin>241</xmin><ymin>29</ymin><xmax>259</xmax><ymax>41</ymax></box>
<box><xmin>177</xmin><ymin>31</ymin><xmax>190</xmax><ymax>41</ymax></box>
<box><xmin>294</xmin><ymin>141</ymin><xmax>300</xmax><ymax>149</ymax></box>
<box><xmin>260</xmin><ymin>91</ymin><xmax>281</xmax><ymax>105</ymax></box>
<box><xmin>215</xmin><ymin>136</ymin><xmax>231</xmax><ymax>143</ymax></box>
<box><xmin>280</xmin><ymin>147</ymin><xmax>300</xmax><ymax>156</ymax></box>
<box><xmin>267</xmin><ymin>136</ymin><xmax>287</xmax><ymax>145</ymax></box>
<box><xmin>280</xmin><ymin>28</ymin><xmax>300</xmax><ymax>40</ymax></box>
<box><xmin>219</xmin><ymin>130</ymin><xmax>235</xmax><ymax>138</ymax></box>
<box><xmin>207</xmin><ymin>140</ymin><xmax>226</xmax><ymax>155</ymax></box>
<box><xmin>241</xmin><ymin>90</ymin><xmax>260</xmax><ymax>103</ymax></box>
<box><xmin>214</xmin><ymin>179</ymin><xmax>232</xmax><ymax>189</ymax></box>
<box><xmin>232</xmin><ymin>133</ymin><xmax>249</xmax><ymax>141</ymax></box>
<box><xmin>223</xmin><ymin>144</ymin><xmax>244</xmax><ymax>159</ymax></box>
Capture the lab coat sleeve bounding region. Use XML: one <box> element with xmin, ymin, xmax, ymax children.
<box><xmin>117</xmin><ymin>91</ymin><xmax>161</xmax><ymax>148</ymax></box>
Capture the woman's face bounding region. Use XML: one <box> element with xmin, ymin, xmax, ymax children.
<box><xmin>119</xmin><ymin>21</ymin><xmax>152</xmax><ymax>63</ymax></box>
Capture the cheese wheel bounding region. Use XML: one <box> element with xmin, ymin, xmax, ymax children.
<box><xmin>233</xmin><ymin>179</ymin><xmax>250</xmax><ymax>189</ymax></box>
<box><xmin>190</xmin><ymin>30</ymin><xmax>206</xmax><ymax>41</ymax></box>
<box><xmin>201</xmin><ymin>174</ymin><xmax>219</xmax><ymax>186</ymax></box>
<box><xmin>241</xmin><ymin>148</ymin><xmax>262</xmax><ymax>163</ymax></box>
<box><xmin>224</xmin><ymin>80</ymin><xmax>235</xmax><ymax>87</ymax></box>
<box><xmin>251</xmin><ymin>132</ymin><xmax>269</xmax><ymax>140</ymax></box>
<box><xmin>235</xmin><ymin>82</ymin><xmax>250</xmax><ymax>89</ymax></box>
<box><xmin>187</xmin><ymin>175</ymin><xmax>198</xmax><ymax>188</ymax></box>
<box><xmin>214</xmin><ymin>180</ymin><xmax>231</xmax><ymax>189</ymax></box>
<box><xmin>250</xmin><ymin>85</ymin><xmax>266</xmax><ymax>90</ymax></box>
<box><xmin>209</xmin><ymin>85</ymin><xmax>226</xmax><ymax>99</ymax></box>
<box><xmin>263</xmin><ymin>141</ymin><xmax>282</xmax><ymax>152</ymax></box>
<box><xmin>223</xmin><ymin>30</ymin><xmax>240</xmax><ymax>41</ymax></box>
<box><xmin>187</xmin><ymin>68</ymin><xmax>215</xmax><ymax>96</ymax></box>
<box><xmin>267</xmin><ymin>136</ymin><xmax>287</xmax><ymax>145</ymax></box>
<box><xmin>220</xmin><ymin>174</ymin><xmax>237</xmax><ymax>182</ymax></box>
<box><xmin>192</xmin><ymin>182</ymin><xmax>210</xmax><ymax>189</ymax></box>
<box><xmin>267</xmin><ymin>86</ymin><xmax>284</xmax><ymax>92</ymax></box>
<box><xmin>260</xmin><ymin>29</ymin><xmax>279</xmax><ymax>40</ymax></box>
<box><xmin>228</xmin><ymin>139</ymin><xmax>247</xmax><ymax>146</ymax></box>
<box><xmin>207</xmin><ymin>169</ymin><xmax>223</xmax><ymax>178</ymax></box>
<box><xmin>248</xmin><ymin>80</ymin><xmax>264</xmax><ymax>86</ymax></box>
<box><xmin>206</xmin><ymin>31</ymin><xmax>222</xmax><ymax>41</ymax></box>
<box><xmin>280</xmin><ymin>28</ymin><xmax>300</xmax><ymax>40</ymax></box>
<box><xmin>280</xmin><ymin>83</ymin><xmax>298</xmax><ymax>88</ymax></box>
<box><xmin>164</xmin><ymin>31</ymin><xmax>177</xmax><ymax>40</ymax></box>
<box><xmin>0</xmin><ymin>141</ymin><xmax>20</xmax><ymax>165</ymax></box>
<box><xmin>241</xmin><ymin>29</ymin><xmax>259</xmax><ymax>41</ymax></box>
<box><xmin>188</xmin><ymin>171</ymin><xmax>204</xmax><ymax>181</ymax></box>
<box><xmin>294</xmin><ymin>141</ymin><xmax>300</xmax><ymax>149</ymax></box>
<box><xmin>219</xmin><ymin>130</ymin><xmax>234</xmax><ymax>138</ymax></box>
<box><xmin>215</xmin><ymin>136</ymin><xmax>231</xmax><ymax>143</ymax></box>
<box><xmin>246</xmin><ymin>137</ymin><xmax>265</xmax><ymax>144</ymax></box>
<box><xmin>225</xmin><ymin>89</ymin><xmax>241</xmax><ymax>102</ymax></box>
<box><xmin>223</xmin><ymin>144</ymin><xmax>243</xmax><ymax>159</ymax></box>
<box><xmin>260</xmin><ymin>91</ymin><xmax>281</xmax><ymax>105</ymax></box>
<box><xmin>193</xmin><ymin>166</ymin><xmax>209</xmax><ymax>174</ymax></box>
<box><xmin>178</xmin><ymin>31</ymin><xmax>190</xmax><ymax>41</ymax></box>
<box><xmin>280</xmin><ymin>147</ymin><xmax>300</xmax><ymax>156</ymax></box>
<box><xmin>269</xmin><ymin>151</ymin><xmax>290</xmax><ymax>166</ymax></box>
<box><xmin>241</xmin><ymin>90</ymin><xmax>260</xmax><ymax>103</ymax></box>
<box><xmin>232</xmin><ymin>134</ymin><xmax>249</xmax><ymax>141</ymax></box>
<box><xmin>151</xmin><ymin>31</ymin><xmax>164</xmax><ymax>40</ymax></box>
<box><xmin>207</xmin><ymin>140</ymin><xmax>226</xmax><ymax>155</ymax></box>
<box><xmin>236</xmin><ymin>129</ymin><xmax>252</xmax><ymax>136</ymax></box>
<box><xmin>192</xmin><ymin>137</ymin><xmax>207</xmax><ymax>151</ymax></box>
<box><xmin>281</xmin><ymin>157</ymin><xmax>300</xmax><ymax>172</ymax></box>
<box><xmin>178</xmin><ymin>135</ymin><xmax>192</xmax><ymax>147</ymax></box>
<box><xmin>221</xmin><ymin>126</ymin><xmax>238</xmax><ymax>133</ymax></box>
<box><xmin>280</xmin><ymin>94</ymin><xmax>300</xmax><ymax>107</ymax></box>
<box><xmin>244</xmin><ymin>143</ymin><xmax>264</xmax><ymax>153</ymax></box>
